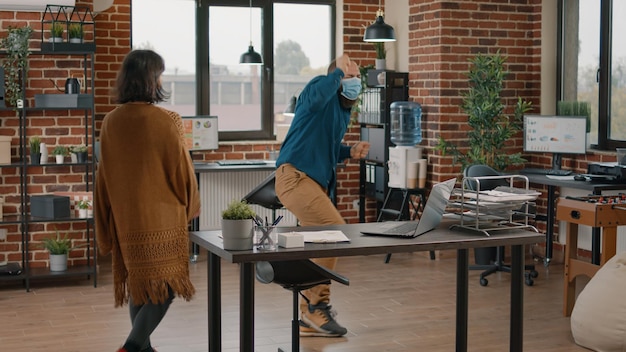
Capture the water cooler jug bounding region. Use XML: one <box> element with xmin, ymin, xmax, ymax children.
<box><xmin>388</xmin><ymin>101</ymin><xmax>423</xmax><ymax>188</ymax></box>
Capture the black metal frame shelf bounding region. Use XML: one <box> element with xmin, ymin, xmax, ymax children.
<box><xmin>0</xmin><ymin>49</ymin><xmax>97</xmax><ymax>291</ymax></box>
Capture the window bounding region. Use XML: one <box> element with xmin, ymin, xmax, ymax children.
<box><xmin>204</xmin><ymin>0</ymin><xmax>335</xmax><ymax>141</ymax></box>
<box><xmin>560</xmin><ymin>0</ymin><xmax>626</xmax><ymax>150</ymax></box>
<box><xmin>131</xmin><ymin>0</ymin><xmax>197</xmax><ymax>116</ymax></box>
<box><xmin>131</xmin><ymin>0</ymin><xmax>334</xmax><ymax>141</ymax></box>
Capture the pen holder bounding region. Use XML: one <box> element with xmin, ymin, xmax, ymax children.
<box><xmin>255</xmin><ymin>225</ymin><xmax>277</xmax><ymax>251</ymax></box>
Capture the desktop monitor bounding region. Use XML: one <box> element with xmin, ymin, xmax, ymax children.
<box><xmin>523</xmin><ymin>114</ymin><xmax>587</xmax><ymax>169</ymax></box>
<box><xmin>181</xmin><ymin>115</ymin><xmax>219</xmax><ymax>151</ymax></box>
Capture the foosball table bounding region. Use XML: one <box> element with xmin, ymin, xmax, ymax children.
<box><xmin>556</xmin><ymin>194</ymin><xmax>626</xmax><ymax>316</ymax></box>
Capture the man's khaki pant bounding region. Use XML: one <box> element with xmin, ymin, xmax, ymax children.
<box><xmin>275</xmin><ymin>163</ymin><xmax>345</xmax><ymax>313</ymax></box>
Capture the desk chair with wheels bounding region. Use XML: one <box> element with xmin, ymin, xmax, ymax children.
<box><xmin>241</xmin><ymin>171</ymin><xmax>283</xmax><ymax>221</ymax></box>
<box><xmin>256</xmin><ymin>260</ymin><xmax>350</xmax><ymax>352</ymax></box>
<box><xmin>464</xmin><ymin>164</ymin><xmax>539</xmax><ymax>286</ymax></box>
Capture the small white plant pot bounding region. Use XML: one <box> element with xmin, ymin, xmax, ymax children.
<box><xmin>55</xmin><ymin>154</ymin><xmax>64</xmax><ymax>164</ymax></box>
<box><xmin>49</xmin><ymin>254</ymin><xmax>68</xmax><ymax>272</ymax></box>
<box><xmin>78</xmin><ymin>208</ymin><xmax>88</xmax><ymax>218</ymax></box>
<box><xmin>49</xmin><ymin>37</ymin><xmax>63</xmax><ymax>43</ymax></box>
<box><xmin>69</xmin><ymin>38</ymin><xmax>82</xmax><ymax>44</ymax></box>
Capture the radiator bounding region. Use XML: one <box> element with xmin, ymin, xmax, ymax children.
<box><xmin>198</xmin><ymin>170</ymin><xmax>297</xmax><ymax>230</ymax></box>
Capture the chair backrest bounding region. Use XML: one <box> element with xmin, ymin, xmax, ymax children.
<box><xmin>256</xmin><ymin>259</ymin><xmax>349</xmax><ymax>291</ymax></box>
<box><xmin>242</xmin><ymin>171</ymin><xmax>283</xmax><ymax>210</ymax></box>
<box><xmin>463</xmin><ymin>164</ymin><xmax>509</xmax><ymax>191</ymax></box>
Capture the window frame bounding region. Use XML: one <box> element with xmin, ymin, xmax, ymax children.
<box><xmin>198</xmin><ymin>0</ymin><xmax>336</xmax><ymax>141</ymax></box>
<box><xmin>559</xmin><ymin>0</ymin><xmax>622</xmax><ymax>151</ymax></box>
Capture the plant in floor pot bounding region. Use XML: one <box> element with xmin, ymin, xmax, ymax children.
<box><xmin>29</xmin><ymin>136</ymin><xmax>41</xmax><ymax>165</ymax></box>
<box><xmin>435</xmin><ymin>51</ymin><xmax>533</xmax><ymax>265</ymax></box>
<box><xmin>52</xmin><ymin>145</ymin><xmax>68</xmax><ymax>164</ymax></box>
<box><xmin>221</xmin><ymin>200</ymin><xmax>256</xmax><ymax>250</ymax></box>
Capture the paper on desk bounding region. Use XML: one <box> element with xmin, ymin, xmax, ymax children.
<box><xmin>290</xmin><ymin>230</ymin><xmax>350</xmax><ymax>243</ymax></box>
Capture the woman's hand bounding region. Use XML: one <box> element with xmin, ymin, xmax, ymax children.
<box><xmin>351</xmin><ymin>141</ymin><xmax>371</xmax><ymax>159</ymax></box>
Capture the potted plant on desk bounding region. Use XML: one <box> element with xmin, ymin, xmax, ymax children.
<box><xmin>221</xmin><ymin>200</ymin><xmax>256</xmax><ymax>250</ymax></box>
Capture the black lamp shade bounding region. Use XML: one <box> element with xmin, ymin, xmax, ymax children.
<box><xmin>363</xmin><ymin>16</ymin><xmax>396</xmax><ymax>42</ymax></box>
<box><xmin>240</xmin><ymin>45</ymin><xmax>263</xmax><ymax>65</ymax></box>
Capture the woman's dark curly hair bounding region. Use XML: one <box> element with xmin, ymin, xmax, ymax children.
<box><xmin>114</xmin><ymin>49</ymin><xmax>170</xmax><ymax>104</ymax></box>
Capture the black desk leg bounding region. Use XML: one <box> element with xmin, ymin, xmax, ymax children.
<box><xmin>456</xmin><ymin>248</ymin><xmax>469</xmax><ymax>352</ymax></box>
<box><xmin>208</xmin><ymin>253</ymin><xmax>221</xmax><ymax>352</ymax></box>
<box><xmin>591</xmin><ymin>189</ymin><xmax>602</xmax><ymax>264</ymax></box>
<box><xmin>545</xmin><ymin>185</ymin><xmax>557</xmax><ymax>265</ymax></box>
<box><xmin>510</xmin><ymin>244</ymin><xmax>524</xmax><ymax>352</ymax></box>
<box><xmin>241</xmin><ymin>263</ymin><xmax>255</xmax><ymax>352</ymax></box>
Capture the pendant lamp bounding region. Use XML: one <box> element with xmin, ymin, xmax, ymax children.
<box><xmin>363</xmin><ymin>0</ymin><xmax>396</xmax><ymax>42</ymax></box>
<box><xmin>240</xmin><ymin>0</ymin><xmax>263</xmax><ymax>65</ymax></box>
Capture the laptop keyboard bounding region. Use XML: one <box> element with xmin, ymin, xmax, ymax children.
<box><xmin>384</xmin><ymin>222</ymin><xmax>418</xmax><ymax>236</ymax></box>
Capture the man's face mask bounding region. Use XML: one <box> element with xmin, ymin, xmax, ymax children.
<box><xmin>340</xmin><ymin>77</ymin><xmax>362</xmax><ymax>100</ymax></box>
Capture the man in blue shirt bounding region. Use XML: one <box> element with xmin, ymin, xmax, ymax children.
<box><xmin>275</xmin><ymin>54</ymin><xmax>370</xmax><ymax>337</ymax></box>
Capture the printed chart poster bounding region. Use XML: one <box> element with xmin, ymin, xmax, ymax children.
<box><xmin>181</xmin><ymin>116</ymin><xmax>218</xmax><ymax>151</ymax></box>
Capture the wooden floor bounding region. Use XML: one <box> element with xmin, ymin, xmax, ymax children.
<box><xmin>0</xmin><ymin>249</ymin><xmax>590</xmax><ymax>352</ymax></box>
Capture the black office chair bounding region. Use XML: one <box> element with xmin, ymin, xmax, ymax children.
<box><xmin>464</xmin><ymin>164</ymin><xmax>539</xmax><ymax>286</ymax></box>
<box><xmin>241</xmin><ymin>171</ymin><xmax>283</xmax><ymax>221</ymax></box>
<box><xmin>256</xmin><ymin>260</ymin><xmax>350</xmax><ymax>352</ymax></box>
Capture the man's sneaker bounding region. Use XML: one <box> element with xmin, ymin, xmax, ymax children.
<box><xmin>300</xmin><ymin>302</ymin><xmax>347</xmax><ymax>337</ymax></box>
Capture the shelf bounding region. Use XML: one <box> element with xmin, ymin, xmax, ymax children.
<box><xmin>28</xmin><ymin>265</ymin><xmax>95</xmax><ymax>279</ymax></box>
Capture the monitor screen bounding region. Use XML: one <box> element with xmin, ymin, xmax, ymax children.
<box><xmin>523</xmin><ymin>115</ymin><xmax>587</xmax><ymax>155</ymax></box>
<box><xmin>181</xmin><ymin>115</ymin><xmax>218</xmax><ymax>151</ymax></box>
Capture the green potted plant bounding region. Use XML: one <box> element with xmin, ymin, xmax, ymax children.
<box><xmin>71</xmin><ymin>144</ymin><xmax>88</xmax><ymax>163</ymax></box>
<box><xmin>0</xmin><ymin>26</ymin><xmax>33</xmax><ymax>110</ymax></box>
<box><xmin>436</xmin><ymin>51</ymin><xmax>532</xmax><ymax>172</ymax></box>
<box><xmin>52</xmin><ymin>145</ymin><xmax>68</xmax><ymax>164</ymax></box>
<box><xmin>29</xmin><ymin>136</ymin><xmax>41</xmax><ymax>165</ymax></box>
<box><xmin>374</xmin><ymin>42</ymin><xmax>386</xmax><ymax>70</ymax></box>
<box><xmin>68</xmin><ymin>23</ymin><xmax>83</xmax><ymax>44</ymax></box>
<box><xmin>50</xmin><ymin>22</ymin><xmax>65</xmax><ymax>43</ymax></box>
<box><xmin>41</xmin><ymin>231</ymin><xmax>84</xmax><ymax>271</ymax></box>
<box><xmin>221</xmin><ymin>200</ymin><xmax>256</xmax><ymax>250</ymax></box>
<box><xmin>557</xmin><ymin>100</ymin><xmax>592</xmax><ymax>147</ymax></box>
<box><xmin>76</xmin><ymin>199</ymin><xmax>91</xmax><ymax>218</ymax></box>
<box><xmin>435</xmin><ymin>51</ymin><xmax>532</xmax><ymax>266</ymax></box>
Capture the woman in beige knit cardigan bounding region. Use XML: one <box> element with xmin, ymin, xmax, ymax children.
<box><xmin>95</xmin><ymin>49</ymin><xmax>201</xmax><ymax>352</ymax></box>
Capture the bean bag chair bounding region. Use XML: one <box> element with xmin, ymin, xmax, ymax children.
<box><xmin>570</xmin><ymin>251</ymin><xmax>626</xmax><ymax>351</ymax></box>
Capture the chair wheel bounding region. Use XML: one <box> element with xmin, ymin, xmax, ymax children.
<box><xmin>480</xmin><ymin>277</ymin><xmax>488</xmax><ymax>286</ymax></box>
<box><xmin>530</xmin><ymin>270</ymin><xmax>539</xmax><ymax>278</ymax></box>
<box><xmin>525</xmin><ymin>277</ymin><xmax>534</xmax><ymax>286</ymax></box>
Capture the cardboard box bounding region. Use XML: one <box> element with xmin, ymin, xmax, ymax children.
<box><xmin>0</xmin><ymin>136</ymin><xmax>11</xmax><ymax>164</ymax></box>
<box><xmin>34</xmin><ymin>94</ymin><xmax>93</xmax><ymax>108</ymax></box>
<box><xmin>30</xmin><ymin>195</ymin><xmax>70</xmax><ymax>219</ymax></box>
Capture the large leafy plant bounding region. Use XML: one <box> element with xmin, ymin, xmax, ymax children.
<box><xmin>436</xmin><ymin>51</ymin><xmax>532</xmax><ymax>171</ymax></box>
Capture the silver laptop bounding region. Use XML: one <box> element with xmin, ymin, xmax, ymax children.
<box><xmin>361</xmin><ymin>178</ymin><xmax>456</xmax><ymax>238</ymax></box>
